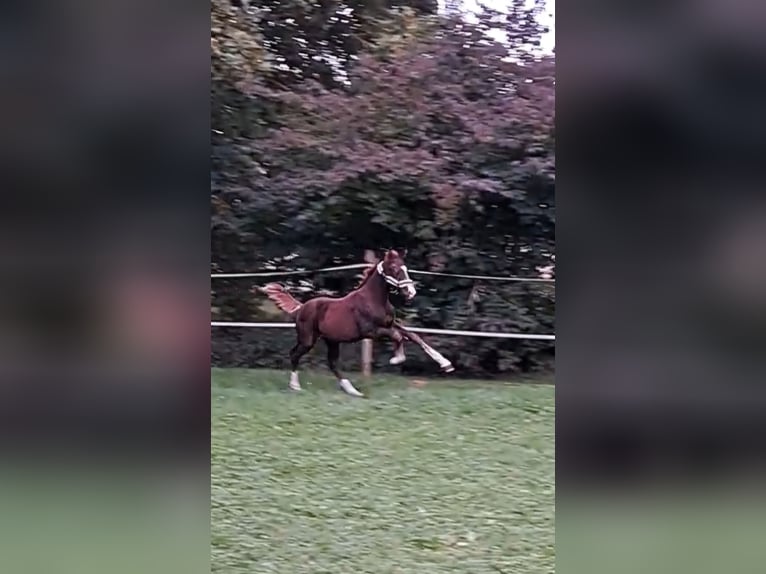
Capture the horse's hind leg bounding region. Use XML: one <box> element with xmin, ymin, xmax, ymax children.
<box><xmin>288</xmin><ymin>344</ymin><xmax>305</xmax><ymax>390</ymax></box>
<box><xmin>394</xmin><ymin>324</ymin><xmax>454</xmax><ymax>373</ymax></box>
<box><xmin>287</xmin><ymin>342</ymin><xmax>311</xmax><ymax>391</ymax></box>
<box><xmin>326</xmin><ymin>341</ymin><xmax>363</xmax><ymax>397</ymax></box>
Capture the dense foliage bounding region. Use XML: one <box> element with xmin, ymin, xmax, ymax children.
<box><xmin>212</xmin><ymin>0</ymin><xmax>555</xmax><ymax>377</ymax></box>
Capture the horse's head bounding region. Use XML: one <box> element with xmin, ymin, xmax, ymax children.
<box><xmin>377</xmin><ymin>249</ymin><xmax>416</xmax><ymax>300</ymax></box>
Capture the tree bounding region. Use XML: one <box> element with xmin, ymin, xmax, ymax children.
<box><xmin>251</xmin><ymin>12</ymin><xmax>554</xmax><ymax>272</ymax></box>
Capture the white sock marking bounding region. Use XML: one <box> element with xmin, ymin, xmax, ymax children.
<box><xmin>421</xmin><ymin>342</ymin><xmax>453</xmax><ymax>370</ymax></box>
<box><xmin>390</xmin><ymin>345</ymin><xmax>406</xmax><ymax>365</ymax></box>
<box><xmin>339</xmin><ymin>378</ymin><xmax>363</xmax><ymax>397</ymax></box>
<box><xmin>289</xmin><ymin>371</ymin><xmax>301</xmax><ymax>391</ymax></box>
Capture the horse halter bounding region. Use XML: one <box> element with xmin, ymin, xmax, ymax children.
<box><xmin>376</xmin><ymin>261</ymin><xmax>414</xmax><ymax>289</ymax></box>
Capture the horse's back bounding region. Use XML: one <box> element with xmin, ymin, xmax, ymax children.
<box><xmin>293</xmin><ymin>296</ymin><xmax>340</xmax><ymax>326</ymax></box>
<box><xmin>300</xmin><ymin>294</ymin><xmax>362</xmax><ymax>342</ymax></box>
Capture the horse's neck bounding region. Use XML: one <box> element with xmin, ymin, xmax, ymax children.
<box><xmin>358</xmin><ymin>270</ymin><xmax>389</xmax><ymax>305</ymax></box>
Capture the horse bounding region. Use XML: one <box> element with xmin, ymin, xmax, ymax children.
<box><xmin>259</xmin><ymin>249</ymin><xmax>454</xmax><ymax>396</ymax></box>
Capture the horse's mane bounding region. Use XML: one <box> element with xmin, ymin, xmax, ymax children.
<box><xmin>353</xmin><ymin>264</ymin><xmax>376</xmax><ymax>289</ymax></box>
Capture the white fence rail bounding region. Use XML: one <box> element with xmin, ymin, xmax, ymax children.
<box><xmin>211</xmin><ymin>321</ymin><xmax>555</xmax><ymax>341</ymax></box>
<box><xmin>211</xmin><ymin>263</ymin><xmax>554</xmax><ymax>283</ymax></box>
<box><xmin>211</xmin><ymin>263</ymin><xmax>368</xmax><ymax>279</ymax></box>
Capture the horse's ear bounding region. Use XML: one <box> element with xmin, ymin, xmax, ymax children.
<box><xmin>363</xmin><ymin>250</ymin><xmax>378</xmax><ymax>264</ymax></box>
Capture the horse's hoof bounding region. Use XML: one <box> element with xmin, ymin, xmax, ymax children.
<box><xmin>389</xmin><ymin>355</ymin><xmax>406</xmax><ymax>365</ymax></box>
<box><xmin>441</xmin><ymin>363</ymin><xmax>455</xmax><ymax>373</ymax></box>
<box><xmin>339</xmin><ymin>379</ymin><xmax>364</xmax><ymax>397</ymax></box>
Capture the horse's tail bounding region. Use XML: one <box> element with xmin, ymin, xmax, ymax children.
<box><xmin>259</xmin><ymin>283</ymin><xmax>303</xmax><ymax>315</ymax></box>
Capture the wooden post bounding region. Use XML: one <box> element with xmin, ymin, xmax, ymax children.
<box><xmin>361</xmin><ymin>338</ymin><xmax>373</xmax><ymax>378</ymax></box>
<box><xmin>361</xmin><ymin>250</ymin><xmax>377</xmax><ymax>377</ymax></box>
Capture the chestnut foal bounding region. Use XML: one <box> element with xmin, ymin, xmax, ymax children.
<box><xmin>261</xmin><ymin>250</ymin><xmax>453</xmax><ymax>396</ymax></box>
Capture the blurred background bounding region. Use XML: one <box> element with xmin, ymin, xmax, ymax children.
<box><xmin>0</xmin><ymin>2</ymin><xmax>209</xmax><ymax>573</ymax></box>
<box><xmin>558</xmin><ymin>1</ymin><xmax>766</xmax><ymax>573</ymax></box>
<box><xmin>0</xmin><ymin>0</ymin><xmax>209</xmax><ymax>449</ymax></box>
<box><xmin>211</xmin><ymin>0</ymin><xmax>556</xmax><ymax>378</ymax></box>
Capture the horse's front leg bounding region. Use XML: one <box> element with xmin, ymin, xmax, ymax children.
<box><xmin>393</xmin><ymin>323</ymin><xmax>454</xmax><ymax>373</ymax></box>
<box><xmin>374</xmin><ymin>327</ymin><xmax>406</xmax><ymax>366</ymax></box>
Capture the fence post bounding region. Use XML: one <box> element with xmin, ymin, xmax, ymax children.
<box><xmin>361</xmin><ymin>339</ymin><xmax>373</xmax><ymax>378</ymax></box>
<box><xmin>361</xmin><ymin>250</ymin><xmax>377</xmax><ymax>377</ymax></box>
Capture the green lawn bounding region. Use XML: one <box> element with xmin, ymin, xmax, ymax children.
<box><xmin>211</xmin><ymin>368</ymin><xmax>554</xmax><ymax>574</ymax></box>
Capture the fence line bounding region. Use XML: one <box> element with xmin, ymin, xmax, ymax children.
<box><xmin>211</xmin><ymin>321</ymin><xmax>555</xmax><ymax>341</ymax></box>
<box><xmin>211</xmin><ymin>264</ymin><xmax>554</xmax><ymax>283</ymax></box>
<box><xmin>407</xmin><ymin>270</ymin><xmax>553</xmax><ymax>283</ymax></box>
<box><xmin>211</xmin><ymin>263</ymin><xmax>368</xmax><ymax>279</ymax></box>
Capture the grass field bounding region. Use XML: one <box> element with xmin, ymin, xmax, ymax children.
<box><xmin>211</xmin><ymin>368</ymin><xmax>554</xmax><ymax>574</ymax></box>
